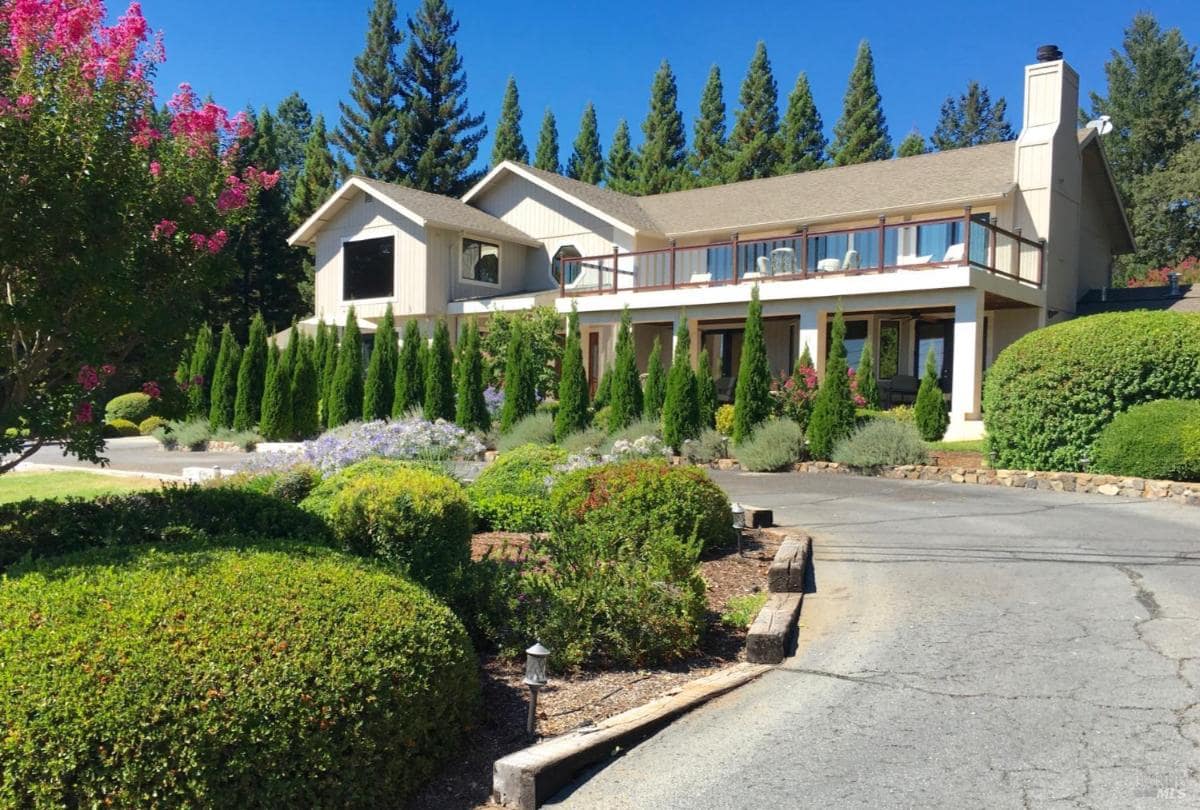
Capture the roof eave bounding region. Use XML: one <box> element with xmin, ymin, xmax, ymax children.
<box><xmin>288</xmin><ymin>177</ymin><xmax>430</xmax><ymax>247</ymax></box>
<box><xmin>1079</xmin><ymin>131</ymin><xmax>1135</xmax><ymax>254</ymax></box>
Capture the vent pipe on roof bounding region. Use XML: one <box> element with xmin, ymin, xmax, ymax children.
<box><xmin>1036</xmin><ymin>44</ymin><xmax>1063</xmax><ymax>62</ymax></box>
<box><xmin>1168</xmin><ymin>272</ymin><xmax>1182</xmax><ymax>298</ymax></box>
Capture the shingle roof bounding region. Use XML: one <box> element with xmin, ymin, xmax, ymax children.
<box><xmin>501</xmin><ymin>163</ymin><xmax>664</xmax><ymax>233</ymax></box>
<box><xmin>354</xmin><ymin>176</ymin><xmax>539</xmax><ymax>245</ymax></box>
<box><xmin>1076</xmin><ymin>285</ymin><xmax>1200</xmax><ymax>315</ymax></box>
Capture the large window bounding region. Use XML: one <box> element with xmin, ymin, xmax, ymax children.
<box><xmin>552</xmin><ymin>244</ymin><xmax>581</xmax><ymax>285</ymax></box>
<box><xmin>342</xmin><ymin>236</ymin><xmax>394</xmax><ymax>301</ymax></box>
<box><xmin>462</xmin><ymin>238</ymin><xmax>500</xmax><ymax>285</ymax></box>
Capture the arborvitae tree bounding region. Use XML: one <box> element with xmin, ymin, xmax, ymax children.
<box><xmin>592</xmin><ymin>365</ymin><xmax>612</xmax><ymax>410</ymax></box>
<box><xmin>454</xmin><ymin>318</ymin><xmax>489</xmax><ymax>431</ymax></box>
<box><xmin>208</xmin><ymin>324</ymin><xmax>240</xmax><ymax>429</ymax></box>
<box><xmin>291</xmin><ymin>337</ymin><xmax>321</xmax><ymax>438</ymax></box>
<box><xmin>321</xmin><ymin>326</ymin><xmax>339</xmax><ymax>425</ymax></box>
<box><xmin>914</xmin><ymin>348</ymin><xmax>949</xmax><ymax>441</ymax></box>
<box><xmin>313</xmin><ymin>320</ymin><xmax>330</xmax><ymax>393</ymax></box>
<box><xmin>333</xmin><ymin>0</ymin><xmax>404</xmax><ymax>180</ymax></box>
<box><xmin>491</xmin><ymin>76</ymin><xmax>529</xmax><ymax>165</ymax></box>
<box><xmin>423</xmin><ymin>319</ymin><xmax>455</xmax><ymax>421</ymax></box>
<box><xmin>790</xmin><ymin>344</ymin><xmax>817</xmax><ymax>431</ymax></box>
<box><xmin>830</xmin><ymin>40</ymin><xmax>893</xmax><ymax>166</ymax></box>
<box><xmin>281</xmin><ymin>317</ymin><xmax>300</xmax><ymax>379</ymax></box>
<box><xmin>363</xmin><ymin>304</ymin><xmax>398</xmax><ymax>419</ymax></box>
<box><xmin>931</xmin><ymin>81</ymin><xmax>1014</xmax><ymax>151</ymax></box>
<box><xmin>856</xmin><ymin>340</ymin><xmax>879</xmax><ymax>409</ymax></box>
<box><xmin>289</xmin><ymin>114</ymin><xmax>338</xmax><ymax>227</ymax></box>
<box><xmin>566</xmin><ymin>102</ymin><xmax>604</xmax><ymax>184</ymax></box>
<box><xmin>695</xmin><ymin>347</ymin><xmax>717</xmax><ymax>430</ymax></box>
<box><xmin>499</xmin><ymin>319</ymin><xmax>536</xmax><ymax>431</ymax></box>
<box><xmin>807</xmin><ymin>308</ymin><xmax>856</xmax><ymax>459</ymax></box>
<box><xmin>732</xmin><ymin>286</ymin><xmax>771</xmax><ymax>443</ymax></box>
<box><xmin>690</xmin><ymin>65</ymin><xmax>729</xmax><ymax>187</ymax></box>
<box><xmin>608</xmin><ymin>307</ymin><xmax>643</xmax><ymax>430</ymax></box>
<box><xmin>394</xmin><ymin>319</ymin><xmax>425</xmax><ymax>416</ymax></box>
<box><xmin>259</xmin><ymin>343</ymin><xmax>293</xmax><ymax>441</ymax></box>
<box><xmin>396</xmin><ymin>0</ymin><xmax>487</xmax><ymax>196</ymax></box>
<box><xmin>638</xmin><ymin>60</ymin><xmax>689</xmax><ymax>194</ymax></box>
<box><xmin>234</xmin><ymin>312</ymin><xmax>268</xmax><ymax>431</ymax></box>
<box><xmin>605</xmin><ymin>119</ymin><xmax>639</xmax><ymax>193</ymax></box>
<box><xmin>327</xmin><ymin>309</ymin><xmax>364</xmax><ymax>428</ymax></box>
<box><xmin>662</xmin><ymin>317</ymin><xmax>699</xmax><ymax>451</ymax></box>
<box><xmin>186</xmin><ymin>324</ymin><xmax>215</xmax><ymax>419</ymax></box>
<box><xmin>778</xmin><ymin>71</ymin><xmax>827</xmax><ymax>173</ymax></box>
<box><xmin>643</xmin><ymin>336</ymin><xmax>666</xmax><ymax>421</ymax></box>
<box><xmin>533</xmin><ymin>108</ymin><xmax>560</xmax><ymax>173</ymax></box>
<box><xmin>555</xmin><ymin>304</ymin><xmax>590</xmax><ymax>441</ymax></box>
<box><xmin>897</xmin><ymin>129</ymin><xmax>927</xmax><ymax>157</ymax></box>
<box><xmin>728</xmin><ymin>41</ymin><xmax>781</xmax><ymax>182</ymax></box>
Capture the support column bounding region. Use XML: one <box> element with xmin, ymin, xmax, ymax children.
<box><xmin>687</xmin><ymin>318</ymin><xmax>700</xmax><ymax>368</ymax></box>
<box><xmin>797</xmin><ymin>306</ymin><xmax>829</xmax><ymax>377</ymax></box>
<box><xmin>950</xmin><ymin>289</ymin><xmax>986</xmax><ymax>422</ymax></box>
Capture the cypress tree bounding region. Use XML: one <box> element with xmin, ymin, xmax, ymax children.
<box><xmin>499</xmin><ymin>319</ymin><xmax>537</xmax><ymax>431</ymax></box>
<box><xmin>607</xmin><ymin>307</ymin><xmax>643</xmax><ymax>430</ymax></box>
<box><xmin>363</xmin><ymin>304</ymin><xmax>398</xmax><ymax>419</ymax></box>
<box><xmin>914</xmin><ymin>348</ymin><xmax>949</xmax><ymax>441</ymax></box>
<box><xmin>260</xmin><ymin>343</ymin><xmax>293</xmax><ymax>440</ymax></box>
<box><xmin>807</xmin><ymin>308</ymin><xmax>856</xmax><ymax>459</ymax></box>
<box><xmin>394</xmin><ymin>319</ymin><xmax>425</xmax><ymax>416</ymax></box>
<box><xmin>643</xmin><ymin>336</ymin><xmax>666</xmax><ymax>421</ymax></box>
<box><xmin>424</xmin><ymin>319</ymin><xmax>455</xmax><ymax>421</ymax></box>
<box><xmin>605</xmin><ymin>119</ymin><xmax>639</xmax><ymax>193</ymax></box>
<box><xmin>455</xmin><ymin>318</ymin><xmax>490</xmax><ymax>431</ymax></box>
<box><xmin>333</xmin><ymin>0</ymin><xmax>404</xmax><ymax>180</ymax></box>
<box><xmin>396</xmin><ymin>0</ymin><xmax>487</xmax><ymax>196</ymax></box>
<box><xmin>778</xmin><ymin>71</ymin><xmax>827</xmax><ymax>173</ymax></box>
<box><xmin>289</xmin><ymin>114</ymin><xmax>338</xmax><ymax>227</ymax></box>
<box><xmin>690</xmin><ymin>65</ymin><xmax>729</xmax><ymax>187</ymax></box>
<box><xmin>566</xmin><ymin>102</ymin><xmax>604</xmax><ymax>184</ymax></box>
<box><xmin>830</xmin><ymin>40</ymin><xmax>893</xmax><ymax>166</ymax></box>
<box><xmin>321</xmin><ymin>326</ymin><xmax>339</xmax><ymax>425</ymax></box>
<box><xmin>897</xmin><ymin>130</ymin><xmax>927</xmax><ymax>157</ymax></box>
<box><xmin>208</xmin><ymin>324</ymin><xmax>240</xmax><ymax>429</ymax></box>
<box><xmin>186</xmin><ymin>324</ymin><xmax>215</xmax><ymax>419</ymax></box>
<box><xmin>491</xmin><ymin>75</ymin><xmax>529</xmax><ymax>165</ymax></box>
<box><xmin>856</xmin><ymin>340</ymin><xmax>880</xmax><ymax>410</ymax></box>
<box><xmin>313</xmin><ymin>320</ymin><xmax>329</xmax><ymax>392</ymax></box>
<box><xmin>728</xmin><ymin>41</ymin><xmax>781</xmax><ymax>182</ymax></box>
<box><xmin>555</xmin><ymin>303</ymin><xmax>590</xmax><ymax>441</ymax></box>
<box><xmin>234</xmin><ymin>312</ymin><xmax>268</xmax><ymax>431</ymax></box>
<box><xmin>695</xmin><ymin>347</ymin><xmax>717</xmax><ymax>430</ymax></box>
<box><xmin>638</xmin><ymin>60</ymin><xmax>688</xmax><ymax>194</ymax></box>
<box><xmin>592</xmin><ymin>365</ymin><xmax>612</xmax><ymax>410</ymax></box>
<box><xmin>291</xmin><ymin>337</ymin><xmax>321</xmax><ymax>438</ymax></box>
<box><xmin>281</xmin><ymin>317</ymin><xmax>300</xmax><ymax>379</ymax></box>
<box><xmin>662</xmin><ymin>317</ymin><xmax>699</xmax><ymax>451</ymax></box>
<box><xmin>931</xmin><ymin>81</ymin><xmax>1014</xmax><ymax>151</ymax></box>
<box><xmin>732</xmin><ymin>286</ymin><xmax>772</xmax><ymax>443</ymax></box>
<box><xmin>327</xmin><ymin>309</ymin><xmax>364</xmax><ymax>428</ymax></box>
<box><xmin>533</xmin><ymin>108</ymin><xmax>561</xmax><ymax>173</ymax></box>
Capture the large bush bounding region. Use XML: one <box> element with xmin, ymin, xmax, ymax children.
<box><xmin>0</xmin><ymin>545</ymin><xmax>478</xmax><ymax>807</ymax></box>
<box><xmin>832</xmin><ymin>420</ymin><xmax>930</xmax><ymax>468</ymax></box>
<box><xmin>104</xmin><ymin>392</ymin><xmax>154</xmax><ymax>424</ymax></box>
<box><xmin>468</xmin><ymin>444</ymin><xmax>567</xmax><ymax>532</ymax></box>
<box><xmin>984</xmin><ymin>312</ymin><xmax>1200</xmax><ymax>470</ymax></box>
<box><xmin>102</xmin><ymin>418</ymin><xmax>140</xmax><ymax>438</ymax></box>
<box><xmin>1091</xmin><ymin>399</ymin><xmax>1200</xmax><ymax>481</ymax></box>
<box><xmin>735</xmin><ymin>419</ymin><xmax>806</xmax><ymax>472</ymax></box>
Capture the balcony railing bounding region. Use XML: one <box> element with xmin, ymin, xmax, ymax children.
<box><xmin>559</xmin><ymin>208</ymin><xmax>1045</xmax><ymax>296</ymax></box>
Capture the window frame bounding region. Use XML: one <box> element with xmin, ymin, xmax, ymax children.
<box><xmin>340</xmin><ymin>233</ymin><xmax>397</xmax><ymax>304</ymax></box>
<box><xmin>459</xmin><ymin>234</ymin><xmax>502</xmax><ymax>288</ymax></box>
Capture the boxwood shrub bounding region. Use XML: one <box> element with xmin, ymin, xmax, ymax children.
<box><xmin>1091</xmin><ymin>399</ymin><xmax>1200</xmax><ymax>481</ymax></box>
<box><xmin>104</xmin><ymin>392</ymin><xmax>154</xmax><ymax>424</ymax></box>
<box><xmin>0</xmin><ymin>544</ymin><xmax>479</xmax><ymax>807</ymax></box>
<box><xmin>983</xmin><ymin>311</ymin><xmax>1200</xmax><ymax>471</ymax></box>
<box><xmin>103</xmin><ymin>418</ymin><xmax>140</xmax><ymax>438</ymax></box>
<box><xmin>138</xmin><ymin>415</ymin><xmax>169</xmax><ymax>435</ymax></box>
<box><xmin>468</xmin><ymin>443</ymin><xmax>566</xmax><ymax>532</ymax></box>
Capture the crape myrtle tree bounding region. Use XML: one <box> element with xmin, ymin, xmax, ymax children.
<box><xmin>0</xmin><ymin>0</ymin><xmax>272</xmax><ymax>472</ymax></box>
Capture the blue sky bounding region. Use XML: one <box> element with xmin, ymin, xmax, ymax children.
<box><xmin>140</xmin><ymin>0</ymin><xmax>1198</xmax><ymax>167</ymax></box>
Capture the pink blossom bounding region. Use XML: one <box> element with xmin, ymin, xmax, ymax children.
<box><xmin>16</xmin><ymin>94</ymin><xmax>34</xmax><ymax>109</ymax></box>
<box><xmin>77</xmin><ymin>364</ymin><xmax>100</xmax><ymax>391</ymax></box>
<box><xmin>217</xmin><ymin>174</ymin><xmax>249</xmax><ymax>212</ymax></box>
<box><xmin>192</xmin><ymin>374</ymin><xmax>204</xmax><ymax>386</ymax></box>
<box><xmin>244</xmin><ymin>165</ymin><xmax>282</xmax><ymax>191</ymax></box>
<box><xmin>75</xmin><ymin>401</ymin><xmax>94</xmax><ymax>424</ymax></box>
<box><xmin>130</xmin><ymin>117</ymin><xmax>162</xmax><ymax>149</ymax></box>
<box><xmin>206</xmin><ymin>230</ymin><xmax>228</xmax><ymax>254</ymax></box>
<box><xmin>141</xmin><ymin>381</ymin><xmax>161</xmax><ymax>399</ymax></box>
<box><xmin>148</xmin><ymin>160</ymin><xmax>161</xmax><ymax>177</ymax></box>
<box><xmin>101</xmin><ymin>363</ymin><xmax>116</xmax><ymax>375</ymax></box>
<box><xmin>150</xmin><ymin>218</ymin><xmax>177</xmax><ymax>241</ymax></box>
<box><xmin>189</xmin><ymin>232</ymin><xmax>208</xmax><ymax>250</ymax></box>
<box><xmin>182</xmin><ymin>194</ymin><xmax>196</xmax><ymax>206</ymax></box>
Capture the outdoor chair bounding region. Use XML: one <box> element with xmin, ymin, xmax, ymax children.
<box><xmin>816</xmin><ymin>258</ymin><xmax>841</xmax><ymax>272</ymax></box>
<box><xmin>771</xmin><ymin>247</ymin><xmax>797</xmax><ymax>275</ymax></box>
<box><xmin>880</xmin><ymin>374</ymin><xmax>920</xmax><ymax>404</ymax></box>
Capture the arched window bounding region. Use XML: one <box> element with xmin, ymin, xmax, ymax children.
<box><xmin>551</xmin><ymin>244</ymin><xmax>581</xmax><ymax>286</ymax></box>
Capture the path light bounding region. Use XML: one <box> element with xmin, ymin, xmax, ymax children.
<box><xmin>523</xmin><ymin>642</ymin><xmax>550</xmax><ymax>736</ymax></box>
<box><xmin>1079</xmin><ymin>454</ymin><xmax>1090</xmax><ymax>473</ymax></box>
<box><xmin>731</xmin><ymin>502</ymin><xmax>745</xmax><ymax>555</ymax></box>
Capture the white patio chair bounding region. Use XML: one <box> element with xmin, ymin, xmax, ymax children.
<box><xmin>842</xmin><ymin>249</ymin><xmax>860</xmax><ymax>270</ymax></box>
<box><xmin>742</xmin><ymin>255</ymin><xmax>770</xmax><ymax>280</ymax></box>
<box><xmin>940</xmin><ymin>243</ymin><xmax>965</xmax><ymax>265</ymax></box>
<box><xmin>771</xmin><ymin>247</ymin><xmax>797</xmax><ymax>276</ymax></box>
<box><xmin>816</xmin><ymin>258</ymin><xmax>841</xmax><ymax>272</ymax></box>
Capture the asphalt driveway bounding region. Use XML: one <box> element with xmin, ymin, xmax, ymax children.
<box><xmin>548</xmin><ymin>472</ymin><xmax>1200</xmax><ymax>809</ymax></box>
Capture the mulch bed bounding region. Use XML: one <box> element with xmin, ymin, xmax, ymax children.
<box><xmin>410</xmin><ymin>530</ymin><xmax>779</xmax><ymax>809</ymax></box>
<box><xmin>929</xmin><ymin>450</ymin><xmax>986</xmax><ymax>469</ymax></box>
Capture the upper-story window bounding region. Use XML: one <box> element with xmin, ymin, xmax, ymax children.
<box><xmin>462</xmin><ymin>237</ymin><xmax>500</xmax><ymax>285</ymax></box>
<box><xmin>343</xmin><ymin>236</ymin><xmax>394</xmax><ymax>301</ymax></box>
<box><xmin>551</xmin><ymin>244</ymin><xmax>581</xmax><ymax>286</ymax></box>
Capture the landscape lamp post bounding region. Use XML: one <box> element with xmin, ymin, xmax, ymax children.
<box><xmin>524</xmin><ymin>642</ymin><xmax>550</xmax><ymax>736</ymax></box>
<box><xmin>732</xmin><ymin>502</ymin><xmax>745</xmax><ymax>555</ymax></box>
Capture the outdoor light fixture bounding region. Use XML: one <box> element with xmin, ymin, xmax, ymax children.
<box><xmin>523</xmin><ymin>642</ymin><xmax>550</xmax><ymax>736</ymax></box>
<box><xmin>1079</xmin><ymin>454</ymin><xmax>1090</xmax><ymax>473</ymax></box>
<box><xmin>731</xmin><ymin>502</ymin><xmax>746</xmax><ymax>555</ymax></box>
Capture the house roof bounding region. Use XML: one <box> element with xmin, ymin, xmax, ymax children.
<box><xmin>1076</xmin><ymin>285</ymin><xmax>1200</xmax><ymax>315</ymax></box>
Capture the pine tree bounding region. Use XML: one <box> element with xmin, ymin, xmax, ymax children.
<box><xmin>566</xmin><ymin>102</ymin><xmax>604</xmax><ymax>184</ymax></box>
<box><xmin>732</xmin><ymin>286</ymin><xmax>771</xmax><ymax>443</ymax></box>
<box><xmin>608</xmin><ymin>307</ymin><xmax>643</xmax><ymax>430</ymax></box>
<box><xmin>491</xmin><ymin>76</ymin><xmax>529</xmax><ymax>165</ymax></box>
<box><xmin>186</xmin><ymin>324</ymin><xmax>215</xmax><ymax>419</ymax></box>
<box><xmin>321</xmin><ymin>326</ymin><xmax>339</xmax><ymax>425</ymax></box>
<box><xmin>289</xmin><ymin>114</ymin><xmax>338</xmax><ymax>227</ymax></box>
<box><xmin>396</xmin><ymin>0</ymin><xmax>487</xmax><ymax>195</ymax></box>
<box><xmin>605</xmin><ymin>119</ymin><xmax>639</xmax><ymax>193</ymax></box>
<box><xmin>333</xmin><ymin>0</ymin><xmax>404</xmax><ymax>180</ymax></box>
<box><xmin>914</xmin><ymin>348</ymin><xmax>949</xmax><ymax>441</ymax></box>
<box><xmin>274</xmin><ymin>92</ymin><xmax>314</xmax><ymax>194</ymax></box>
<box><xmin>830</xmin><ymin>41</ymin><xmax>892</xmax><ymax>166</ymax></box>
<box><xmin>638</xmin><ymin>60</ymin><xmax>689</xmax><ymax>194</ymax></box>
<box><xmin>662</xmin><ymin>317</ymin><xmax>699</xmax><ymax>451</ymax></box>
<box><xmin>728</xmin><ymin>41</ymin><xmax>781</xmax><ymax>182</ymax></box>
<box><xmin>208</xmin><ymin>324</ymin><xmax>240</xmax><ymax>429</ymax></box>
<box><xmin>327</xmin><ymin>309</ymin><xmax>364</xmax><ymax>427</ymax></box>
<box><xmin>363</xmin><ymin>304</ymin><xmax>398</xmax><ymax>419</ymax></box>
<box><xmin>643</xmin><ymin>336</ymin><xmax>666</xmax><ymax>421</ymax></box>
<box><xmin>234</xmin><ymin>312</ymin><xmax>268</xmax><ymax>431</ymax></box>
<box><xmin>778</xmin><ymin>71</ymin><xmax>827</xmax><ymax>173</ymax></box>
<box><xmin>690</xmin><ymin>65</ymin><xmax>729</xmax><ymax>187</ymax></box>
<box><xmin>260</xmin><ymin>343</ymin><xmax>293</xmax><ymax>440</ymax></box>
<box><xmin>454</xmin><ymin>318</ymin><xmax>489</xmax><ymax>431</ymax></box>
<box><xmin>394</xmin><ymin>319</ymin><xmax>425</xmax><ymax>416</ymax></box>
<box><xmin>931</xmin><ymin>81</ymin><xmax>1014</xmax><ymax>151</ymax></box>
<box><xmin>499</xmin><ymin>319</ymin><xmax>536</xmax><ymax>431</ymax></box>
<box><xmin>423</xmin><ymin>319</ymin><xmax>454</xmax><ymax>421</ymax></box>
<box><xmin>807</xmin><ymin>308</ymin><xmax>856</xmax><ymax>459</ymax></box>
<box><xmin>856</xmin><ymin>340</ymin><xmax>879</xmax><ymax>410</ymax></box>
<box><xmin>695</xmin><ymin>347</ymin><xmax>717</xmax><ymax>430</ymax></box>
<box><xmin>291</xmin><ymin>337</ymin><xmax>321</xmax><ymax>439</ymax></box>
<box><xmin>533</xmin><ymin>108</ymin><xmax>560</xmax><ymax>173</ymax></box>
<box><xmin>897</xmin><ymin>129</ymin><xmax>927</xmax><ymax>157</ymax></box>
<box><xmin>554</xmin><ymin>303</ymin><xmax>589</xmax><ymax>441</ymax></box>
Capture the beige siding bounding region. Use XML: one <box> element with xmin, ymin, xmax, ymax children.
<box><xmin>428</xmin><ymin>226</ymin><xmax>536</xmax><ymax>302</ymax></box>
<box><xmin>1076</xmin><ymin>168</ymin><xmax>1115</xmax><ymax>299</ymax></box>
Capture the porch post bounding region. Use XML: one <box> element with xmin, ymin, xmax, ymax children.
<box><xmin>797</xmin><ymin>306</ymin><xmax>828</xmax><ymax>378</ymax></box>
<box><xmin>950</xmin><ymin>289</ymin><xmax>985</xmax><ymax>422</ymax></box>
<box><xmin>688</xmin><ymin>318</ymin><xmax>700</xmax><ymax>368</ymax></box>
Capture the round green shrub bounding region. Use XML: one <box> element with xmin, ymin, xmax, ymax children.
<box><xmin>1091</xmin><ymin>399</ymin><xmax>1200</xmax><ymax>481</ymax></box>
<box><xmin>298</xmin><ymin>457</ymin><xmax>416</xmax><ymax>518</ymax></box>
<box><xmin>549</xmin><ymin>459</ymin><xmax>731</xmax><ymax>551</ymax></box>
<box><xmin>138</xmin><ymin>415</ymin><xmax>169</xmax><ymax>435</ymax></box>
<box><xmin>104</xmin><ymin>392</ymin><xmax>154</xmax><ymax>424</ymax></box>
<box><xmin>103</xmin><ymin>418</ymin><xmax>140</xmax><ymax>438</ymax></box>
<box><xmin>468</xmin><ymin>444</ymin><xmax>566</xmax><ymax>532</ymax></box>
<box><xmin>734</xmin><ymin>419</ymin><xmax>806</xmax><ymax>472</ymax></box>
<box><xmin>984</xmin><ymin>311</ymin><xmax>1200</xmax><ymax>471</ymax></box>
<box><xmin>0</xmin><ymin>544</ymin><xmax>479</xmax><ymax>807</ymax></box>
<box><xmin>832</xmin><ymin>419</ymin><xmax>929</xmax><ymax>468</ymax></box>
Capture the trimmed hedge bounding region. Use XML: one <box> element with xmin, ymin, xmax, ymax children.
<box><xmin>468</xmin><ymin>443</ymin><xmax>567</xmax><ymax>532</ymax></box>
<box><xmin>104</xmin><ymin>392</ymin><xmax>154</xmax><ymax>424</ymax></box>
<box><xmin>0</xmin><ymin>544</ymin><xmax>479</xmax><ymax>807</ymax></box>
<box><xmin>984</xmin><ymin>312</ymin><xmax>1200</xmax><ymax>471</ymax></box>
<box><xmin>1091</xmin><ymin>399</ymin><xmax>1200</xmax><ymax>481</ymax></box>
<box><xmin>103</xmin><ymin>418</ymin><xmax>140</xmax><ymax>438</ymax></box>
<box><xmin>138</xmin><ymin>415</ymin><xmax>169</xmax><ymax>435</ymax></box>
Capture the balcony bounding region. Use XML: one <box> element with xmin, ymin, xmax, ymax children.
<box><xmin>559</xmin><ymin>210</ymin><xmax>1044</xmax><ymax>297</ymax></box>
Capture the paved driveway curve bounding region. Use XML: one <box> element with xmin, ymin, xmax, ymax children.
<box><xmin>548</xmin><ymin>472</ymin><xmax>1200</xmax><ymax>809</ymax></box>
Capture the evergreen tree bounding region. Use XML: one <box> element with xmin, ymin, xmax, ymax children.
<box><xmin>830</xmin><ymin>41</ymin><xmax>893</xmax><ymax>165</ymax></box>
<box><xmin>643</xmin><ymin>336</ymin><xmax>666</xmax><ymax>421</ymax></box>
<box><xmin>789</xmin><ymin>345</ymin><xmax>817</xmax><ymax>432</ymax></box>
<box><xmin>914</xmin><ymin>348</ymin><xmax>949</xmax><ymax>441</ymax></box>
<box><xmin>274</xmin><ymin>92</ymin><xmax>314</xmax><ymax>194</ymax></box>
<box><xmin>291</xmin><ymin>337</ymin><xmax>321</xmax><ymax>439</ymax></box>
<box><xmin>807</xmin><ymin>308</ymin><xmax>856</xmax><ymax>459</ymax></box>
<box><xmin>259</xmin><ymin>343</ymin><xmax>293</xmax><ymax>440</ymax></box>
<box><xmin>605</xmin><ymin>119</ymin><xmax>639</xmax><ymax>193</ymax></box>
<box><xmin>727</xmin><ymin>41</ymin><xmax>781</xmax><ymax>182</ymax></box>
<box><xmin>208</xmin><ymin>324</ymin><xmax>240</xmax><ymax>429</ymax></box>
<box><xmin>281</xmin><ymin>317</ymin><xmax>300</xmax><ymax>379</ymax></box>
<box><xmin>856</xmin><ymin>340</ymin><xmax>879</xmax><ymax>410</ymax></box>
<box><xmin>363</xmin><ymin>304</ymin><xmax>398</xmax><ymax>419</ymax></box>
<box><xmin>394</xmin><ymin>319</ymin><xmax>425</xmax><ymax>416</ymax></box>
<box><xmin>491</xmin><ymin>76</ymin><xmax>529</xmax><ymax>165</ymax></box>
<box><xmin>1128</xmin><ymin>140</ymin><xmax>1200</xmax><ymax>279</ymax></box>
<box><xmin>638</xmin><ymin>60</ymin><xmax>689</xmax><ymax>194</ymax></box>
<box><xmin>592</xmin><ymin>365</ymin><xmax>612</xmax><ymax>410</ymax></box>
<box><xmin>327</xmin><ymin>309</ymin><xmax>364</xmax><ymax>427</ymax></box>
<box><xmin>690</xmin><ymin>65</ymin><xmax>730</xmax><ymax>187</ymax></box>
<box><xmin>499</xmin><ymin>319</ymin><xmax>537</xmax><ymax>431</ymax></box>
<box><xmin>662</xmin><ymin>317</ymin><xmax>699</xmax><ymax>451</ymax></box>
<box><xmin>321</xmin><ymin>326</ymin><xmax>339</xmax><ymax>425</ymax></box>
<box><xmin>566</xmin><ymin>102</ymin><xmax>604</xmax><ymax>184</ymax></box>
<box><xmin>289</xmin><ymin>114</ymin><xmax>338</xmax><ymax>227</ymax></box>
<box><xmin>234</xmin><ymin>312</ymin><xmax>269</xmax><ymax>431</ymax></box>
<box><xmin>454</xmin><ymin>318</ymin><xmax>490</xmax><ymax>431</ymax></box>
<box><xmin>555</xmin><ymin>303</ymin><xmax>590</xmax><ymax>441</ymax></box>
<box><xmin>608</xmin><ymin>307</ymin><xmax>643</xmax><ymax>430</ymax></box>
<box><xmin>333</xmin><ymin>0</ymin><xmax>405</xmax><ymax>180</ymax></box>
<box><xmin>533</xmin><ymin>108</ymin><xmax>561</xmax><ymax>173</ymax></box>
<box><xmin>778</xmin><ymin>71</ymin><xmax>827</xmax><ymax>173</ymax></box>
<box><xmin>424</xmin><ymin>319</ymin><xmax>455</xmax><ymax>421</ymax></box>
<box><xmin>396</xmin><ymin>0</ymin><xmax>487</xmax><ymax>195</ymax></box>
<box><xmin>897</xmin><ymin>129</ymin><xmax>927</xmax><ymax>157</ymax></box>
<box><xmin>186</xmin><ymin>324</ymin><xmax>215</xmax><ymax>419</ymax></box>
<box><xmin>695</xmin><ymin>347</ymin><xmax>717</xmax><ymax>430</ymax></box>
<box><xmin>931</xmin><ymin>81</ymin><xmax>1014</xmax><ymax>151</ymax></box>
<box><xmin>313</xmin><ymin>320</ymin><xmax>330</xmax><ymax>393</ymax></box>
<box><xmin>732</xmin><ymin>286</ymin><xmax>771</xmax><ymax>443</ymax></box>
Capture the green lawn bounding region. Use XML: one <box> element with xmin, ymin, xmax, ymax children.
<box><xmin>0</xmin><ymin>471</ymin><xmax>160</xmax><ymax>505</ymax></box>
<box><xmin>927</xmin><ymin>439</ymin><xmax>986</xmax><ymax>453</ymax></box>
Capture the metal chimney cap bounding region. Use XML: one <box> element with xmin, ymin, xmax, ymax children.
<box><xmin>1037</xmin><ymin>45</ymin><xmax>1063</xmax><ymax>62</ymax></box>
